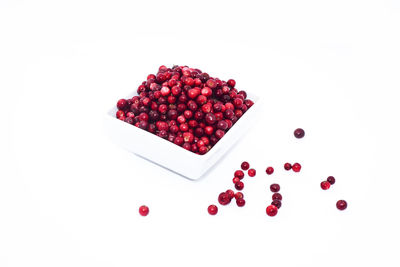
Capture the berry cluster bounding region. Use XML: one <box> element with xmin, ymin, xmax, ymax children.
<box><xmin>115</xmin><ymin>65</ymin><xmax>254</xmax><ymax>155</ymax></box>
<box><xmin>266</xmin><ymin>184</ymin><xmax>283</xmax><ymax>216</ymax></box>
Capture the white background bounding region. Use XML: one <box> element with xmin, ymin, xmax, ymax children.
<box><xmin>1</xmin><ymin>0</ymin><xmax>400</xmax><ymax>266</ymax></box>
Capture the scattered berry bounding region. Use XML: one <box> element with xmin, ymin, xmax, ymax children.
<box><xmin>321</xmin><ymin>181</ymin><xmax>331</xmax><ymax>190</ymax></box>
<box><xmin>208</xmin><ymin>205</ymin><xmax>218</xmax><ymax>215</ymax></box>
<box><xmin>266</xmin><ymin>167</ymin><xmax>274</xmax><ymax>175</ymax></box>
<box><xmin>241</xmin><ymin>161</ymin><xmax>250</xmax><ymax>170</ymax></box>
<box><xmin>272</xmin><ymin>193</ymin><xmax>282</xmax><ymax>201</ymax></box>
<box><xmin>218</xmin><ymin>192</ymin><xmax>231</xmax><ymax>205</ymax></box>
<box><xmin>235</xmin><ymin>181</ymin><xmax>244</xmax><ymax>191</ymax></box>
<box><xmin>292</xmin><ymin>163</ymin><xmax>301</xmax><ymax>172</ymax></box>
<box><xmin>139</xmin><ymin>205</ymin><xmax>149</xmax><ymax>216</ymax></box>
<box><xmin>270</xmin><ymin>183</ymin><xmax>280</xmax><ymax>193</ymax></box>
<box><xmin>233</xmin><ymin>177</ymin><xmax>240</xmax><ymax>184</ymax></box>
<box><xmin>284</xmin><ymin>163</ymin><xmax>292</xmax><ymax>170</ymax></box>
<box><xmin>271</xmin><ymin>199</ymin><xmax>282</xmax><ymax>209</ymax></box>
<box><xmin>294</xmin><ymin>128</ymin><xmax>305</xmax><ymax>139</ymax></box>
<box><xmin>234</xmin><ymin>192</ymin><xmax>244</xmax><ymax>199</ymax></box>
<box><xmin>234</xmin><ymin>170</ymin><xmax>245</xmax><ymax>179</ymax></box>
<box><xmin>327</xmin><ymin>176</ymin><xmax>336</xmax><ymax>185</ymax></box>
<box><xmin>336</xmin><ymin>200</ymin><xmax>347</xmax><ymax>210</ymax></box>
<box><xmin>266</xmin><ymin>205</ymin><xmax>278</xmax><ymax>216</ymax></box>
<box><xmin>236</xmin><ymin>198</ymin><xmax>246</xmax><ymax>207</ymax></box>
<box><xmin>226</xmin><ymin>189</ymin><xmax>235</xmax><ymax>199</ymax></box>
<box><xmin>248</xmin><ymin>169</ymin><xmax>256</xmax><ymax>177</ymax></box>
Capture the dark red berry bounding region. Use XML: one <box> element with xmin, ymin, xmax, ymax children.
<box><xmin>235</xmin><ymin>181</ymin><xmax>244</xmax><ymax>191</ymax></box>
<box><xmin>271</xmin><ymin>199</ymin><xmax>282</xmax><ymax>209</ymax></box>
<box><xmin>139</xmin><ymin>205</ymin><xmax>149</xmax><ymax>216</ymax></box>
<box><xmin>336</xmin><ymin>200</ymin><xmax>347</xmax><ymax>210</ymax></box>
<box><xmin>270</xmin><ymin>184</ymin><xmax>280</xmax><ymax>193</ymax></box>
<box><xmin>234</xmin><ymin>192</ymin><xmax>244</xmax><ymax>199</ymax></box>
<box><xmin>241</xmin><ymin>161</ymin><xmax>250</xmax><ymax>170</ymax></box>
<box><xmin>327</xmin><ymin>176</ymin><xmax>336</xmax><ymax>185</ymax></box>
<box><xmin>272</xmin><ymin>193</ymin><xmax>282</xmax><ymax>201</ymax></box>
<box><xmin>234</xmin><ymin>170</ymin><xmax>244</xmax><ymax>179</ymax></box>
<box><xmin>294</xmin><ymin>128</ymin><xmax>305</xmax><ymax>138</ymax></box>
<box><xmin>236</xmin><ymin>198</ymin><xmax>246</xmax><ymax>207</ymax></box>
<box><xmin>266</xmin><ymin>167</ymin><xmax>274</xmax><ymax>175</ymax></box>
<box><xmin>292</xmin><ymin>163</ymin><xmax>301</xmax><ymax>172</ymax></box>
<box><xmin>117</xmin><ymin>99</ymin><xmax>128</xmax><ymax>110</ymax></box>
<box><xmin>226</xmin><ymin>189</ymin><xmax>235</xmax><ymax>199</ymax></box>
<box><xmin>321</xmin><ymin>181</ymin><xmax>330</xmax><ymax>190</ymax></box>
<box><xmin>208</xmin><ymin>205</ymin><xmax>218</xmax><ymax>215</ymax></box>
<box><xmin>284</xmin><ymin>163</ymin><xmax>292</xmax><ymax>170</ymax></box>
<box><xmin>266</xmin><ymin>205</ymin><xmax>278</xmax><ymax>216</ymax></box>
<box><xmin>248</xmin><ymin>169</ymin><xmax>256</xmax><ymax>177</ymax></box>
<box><xmin>218</xmin><ymin>192</ymin><xmax>231</xmax><ymax>205</ymax></box>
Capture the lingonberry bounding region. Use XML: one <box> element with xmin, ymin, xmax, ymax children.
<box><xmin>227</xmin><ymin>79</ymin><xmax>236</xmax><ymax>88</ymax></box>
<box><xmin>205</xmin><ymin>113</ymin><xmax>216</xmax><ymax>125</ymax></box>
<box><xmin>233</xmin><ymin>177</ymin><xmax>240</xmax><ymax>184</ymax></box>
<box><xmin>270</xmin><ymin>184</ymin><xmax>280</xmax><ymax>193</ymax></box>
<box><xmin>226</xmin><ymin>189</ymin><xmax>235</xmax><ymax>199</ymax></box>
<box><xmin>292</xmin><ymin>163</ymin><xmax>301</xmax><ymax>172</ymax></box>
<box><xmin>266</xmin><ymin>205</ymin><xmax>278</xmax><ymax>216</ymax></box>
<box><xmin>284</xmin><ymin>163</ymin><xmax>292</xmax><ymax>170</ymax></box>
<box><xmin>235</xmin><ymin>181</ymin><xmax>244</xmax><ymax>191</ymax></box>
<box><xmin>208</xmin><ymin>205</ymin><xmax>218</xmax><ymax>215</ymax></box>
<box><xmin>217</xmin><ymin>120</ymin><xmax>228</xmax><ymax>130</ymax></box>
<box><xmin>321</xmin><ymin>181</ymin><xmax>330</xmax><ymax>190</ymax></box>
<box><xmin>198</xmin><ymin>146</ymin><xmax>208</xmax><ymax>155</ymax></box>
<box><xmin>234</xmin><ymin>170</ymin><xmax>245</xmax><ymax>179</ymax></box>
<box><xmin>248</xmin><ymin>169</ymin><xmax>256</xmax><ymax>177</ymax></box>
<box><xmin>241</xmin><ymin>161</ymin><xmax>250</xmax><ymax>170</ymax></box>
<box><xmin>266</xmin><ymin>167</ymin><xmax>274</xmax><ymax>175</ymax></box>
<box><xmin>336</xmin><ymin>200</ymin><xmax>347</xmax><ymax>210</ymax></box>
<box><xmin>116</xmin><ymin>110</ymin><xmax>125</xmax><ymax>118</ymax></box>
<box><xmin>218</xmin><ymin>192</ymin><xmax>231</xmax><ymax>205</ymax></box>
<box><xmin>271</xmin><ymin>200</ymin><xmax>282</xmax><ymax>209</ymax></box>
<box><xmin>139</xmin><ymin>205</ymin><xmax>149</xmax><ymax>216</ymax></box>
<box><xmin>117</xmin><ymin>99</ymin><xmax>128</xmax><ymax>110</ymax></box>
<box><xmin>215</xmin><ymin>129</ymin><xmax>225</xmax><ymax>139</ymax></box>
<box><xmin>234</xmin><ymin>192</ymin><xmax>244</xmax><ymax>199</ymax></box>
<box><xmin>272</xmin><ymin>193</ymin><xmax>282</xmax><ymax>201</ymax></box>
<box><xmin>236</xmin><ymin>198</ymin><xmax>246</xmax><ymax>207</ymax></box>
<box><xmin>294</xmin><ymin>128</ymin><xmax>305</xmax><ymax>139</ymax></box>
<box><xmin>327</xmin><ymin>176</ymin><xmax>336</xmax><ymax>185</ymax></box>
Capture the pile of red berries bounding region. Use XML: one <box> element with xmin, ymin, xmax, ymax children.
<box><xmin>115</xmin><ymin>65</ymin><xmax>254</xmax><ymax>155</ymax></box>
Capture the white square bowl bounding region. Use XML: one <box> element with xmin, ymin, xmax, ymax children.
<box><xmin>104</xmin><ymin>91</ymin><xmax>262</xmax><ymax>180</ymax></box>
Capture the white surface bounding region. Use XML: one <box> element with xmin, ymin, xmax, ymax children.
<box><xmin>1</xmin><ymin>1</ymin><xmax>400</xmax><ymax>267</ymax></box>
<box><xmin>105</xmin><ymin>92</ymin><xmax>261</xmax><ymax>180</ymax></box>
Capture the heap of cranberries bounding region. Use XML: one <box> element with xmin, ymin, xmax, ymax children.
<box><xmin>115</xmin><ymin>65</ymin><xmax>254</xmax><ymax>155</ymax></box>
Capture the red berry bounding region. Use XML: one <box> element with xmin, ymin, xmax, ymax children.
<box><xmin>208</xmin><ymin>205</ymin><xmax>218</xmax><ymax>215</ymax></box>
<box><xmin>294</xmin><ymin>128</ymin><xmax>305</xmax><ymax>139</ymax></box>
<box><xmin>235</xmin><ymin>181</ymin><xmax>244</xmax><ymax>191</ymax></box>
<box><xmin>241</xmin><ymin>161</ymin><xmax>250</xmax><ymax>170</ymax></box>
<box><xmin>271</xmin><ymin>199</ymin><xmax>282</xmax><ymax>209</ymax></box>
<box><xmin>284</xmin><ymin>163</ymin><xmax>292</xmax><ymax>170</ymax></box>
<box><xmin>321</xmin><ymin>181</ymin><xmax>331</xmax><ymax>190</ymax></box>
<box><xmin>139</xmin><ymin>205</ymin><xmax>149</xmax><ymax>216</ymax></box>
<box><xmin>336</xmin><ymin>200</ymin><xmax>347</xmax><ymax>210</ymax></box>
<box><xmin>234</xmin><ymin>192</ymin><xmax>244</xmax><ymax>200</ymax></box>
<box><xmin>292</xmin><ymin>163</ymin><xmax>301</xmax><ymax>172</ymax></box>
<box><xmin>233</xmin><ymin>177</ymin><xmax>240</xmax><ymax>184</ymax></box>
<box><xmin>327</xmin><ymin>176</ymin><xmax>336</xmax><ymax>185</ymax></box>
<box><xmin>117</xmin><ymin>99</ymin><xmax>128</xmax><ymax>110</ymax></box>
<box><xmin>272</xmin><ymin>193</ymin><xmax>282</xmax><ymax>201</ymax></box>
<box><xmin>266</xmin><ymin>167</ymin><xmax>274</xmax><ymax>175</ymax></box>
<box><xmin>116</xmin><ymin>110</ymin><xmax>125</xmax><ymax>118</ymax></box>
<box><xmin>234</xmin><ymin>170</ymin><xmax>244</xmax><ymax>179</ymax></box>
<box><xmin>218</xmin><ymin>192</ymin><xmax>231</xmax><ymax>205</ymax></box>
<box><xmin>227</xmin><ymin>79</ymin><xmax>236</xmax><ymax>88</ymax></box>
<box><xmin>248</xmin><ymin>169</ymin><xmax>256</xmax><ymax>177</ymax></box>
<box><xmin>226</xmin><ymin>189</ymin><xmax>235</xmax><ymax>199</ymax></box>
<box><xmin>266</xmin><ymin>205</ymin><xmax>278</xmax><ymax>216</ymax></box>
<box><xmin>270</xmin><ymin>183</ymin><xmax>280</xmax><ymax>193</ymax></box>
<box><xmin>236</xmin><ymin>198</ymin><xmax>246</xmax><ymax>207</ymax></box>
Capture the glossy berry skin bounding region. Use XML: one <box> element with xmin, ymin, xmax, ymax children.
<box><xmin>235</xmin><ymin>181</ymin><xmax>244</xmax><ymax>191</ymax></box>
<box><xmin>266</xmin><ymin>167</ymin><xmax>274</xmax><ymax>175</ymax></box>
<box><xmin>117</xmin><ymin>99</ymin><xmax>128</xmax><ymax>110</ymax></box>
<box><xmin>208</xmin><ymin>205</ymin><xmax>218</xmax><ymax>215</ymax></box>
<box><xmin>272</xmin><ymin>193</ymin><xmax>282</xmax><ymax>201</ymax></box>
<box><xmin>266</xmin><ymin>205</ymin><xmax>278</xmax><ymax>216</ymax></box>
<box><xmin>226</xmin><ymin>189</ymin><xmax>235</xmax><ymax>199</ymax></box>
<box><xmin>336</xmin><ymin>200</ymin><xmax>347</xmax><ymax>210</ymax></box>
<box><xmin>248</xmin><ymin>169</ymin><xmax>256</xmax><ymax>177</ymax></box>
<box><xmin>327</xmin><ymin>176</ymin><xmax>336</xmax><ymax>185</ymax></box>
<box><xmin>233</xmin><ymin>177</ymin><xmax>240</xmax><ymax>184</ymax></box>
<box><xmin>234</xmin><ymin>192</ymin><xmax>244</xmax><ymax>200</ymax></box>
<box><xmin>234</xmin><ymin>170</ymin><xmax>245</xmax><ymax>180</ymax></box>
<box><xmin>321</xmin><ymin>181</ymin><xmax>331</xmax><ymax>190</ymax></box>
<box><xmin>292</xmin><ymin>163</ymin><xmax>301</xmax><ymax>172</ymax></box>
<box><xmin>284</xmin><ymin>163</ymin><xmax>292</xmax><ymax>170</ymax></box>
<box><xmin>270</xmin><ymin>184</ymin><xmax>280</xmax><ymax>193</ymax></box>
<box><xmin>271</xmin><ymin>199</ymin><xmax>282</xmax><ymax>209</ymax></box>
<box><xmin>236</xmin><ymin>198</ymin><xmax>246</xmax><ymax>207</ymax></box>
<box><xmin>241</xmin><ymin>161</ymin><xmax>250</xmax><ymax>170</ymax></box>
<box><xmin>139</xmin><ymin>205</ymin><xmax>149</xmax><ymax>216</ymax></box>
<box><xmin>218</xmin><ymin>192</ymin><xmax>231</xmax><ymax>205</ymax></box>
<box><xmin>294</xmin><ymin>128</ymin><xmax>305</xmax><ymax>139</ymax></box>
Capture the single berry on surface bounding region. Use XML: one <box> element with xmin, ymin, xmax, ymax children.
<box><xmin>208</xmin><ymin>205</ymin><xmax>218</xmax><ymax>215</ymax></box>
<box><xmin>139</xmin><ymin>205</ymin><xmax>149</xmax><ymax>216</ymax></box>
<box><xmin>327</xmin><ymin>176</ymin><xmax>336</xmax><ymax>185</ymax></box>
<box><xmin>248</xmin><ymin>169</ymin><xmax>256</xmax><ymax>177</ymax></box>
<box><xmin>321</xmin><ymin>181</ymin><xmax>331</xmax><ymax>190</ymax></box>
<box><xmin>235</xmin><ymin>181</ymin><xmax>244</xmax><ymax>191</ymax></box>
<box><xmin>270</xmin><ymin>183</ymin><xmax>280</xmax><ymax>193</ymax></box>
<box><xmin>292</xmin><ymin>163</ymin><xmax>301</xmax><ymax>172</ymax></box>
<box><xmin>294</xmin><ymin>128</ymin><xmax>305</xmax><ymax>139</ymax></box>
<box><xmin>266</xmin><ymin>205</ymin><xmax>278</xmax><ymax>216</ymax></box>
<box><xmin>236</xmin><ymin>198</ymin><xmax>246</xmax><ymax>207</ymax></box>
<box><xmin>336</xmin><ymin>200</ymin><xmax>347</xmax><ymax>210</ymax></box>
<box><xmin>266</xmin><ymin>167</ymin><xmax>274</xmax><ymax>175</ymax></box>
<box><xmin>241</xmin><ymin>161</ymin><xmax>250</xmax><ymax>170</ymax></box>
<box><xmin>284</xmin><ymin>163</ymin><xmax>292</xmax><ymax>170</ymax></box>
